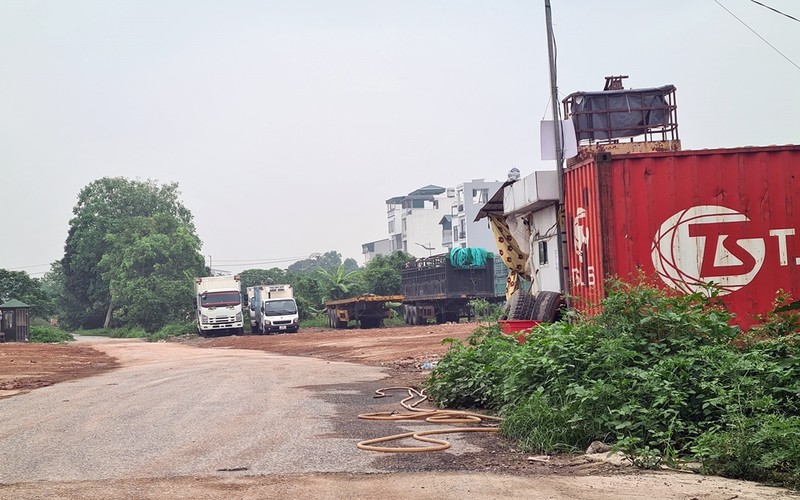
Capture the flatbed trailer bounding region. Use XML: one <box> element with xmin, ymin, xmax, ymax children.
<box><xmin>324</xmin><ymin>295</ymin><xmax>404</xmax><ymax>329</ymax></box>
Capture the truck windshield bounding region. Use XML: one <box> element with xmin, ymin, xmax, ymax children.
<box><xmin>201</xmin><ymin>292</ymin><xmax>241</xmax><ymax>307</ymax></box>
<box><xmin>264</xmin><ymin>299</ymin><xmax>297</xmax><ymax>316</ymax></box>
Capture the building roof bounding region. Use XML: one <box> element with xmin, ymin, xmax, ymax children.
<box><xmin>409</xmin><ymin>185</ymin><xmax>446</xmax><ymax>196</ymax></box>
<box><xmin>0</xmin><ymin>299</ymin><xmax>30</xmax><ymax>309</ymax></box>
<box><xmin>474</xmin><ymin>180</ymin><xmax>515</xmax><ymax>222</ymax></box>
<box><xmin>385</xmin><ymin>195</ymin><xmax>405</xmax><ymax>205</ymax></box>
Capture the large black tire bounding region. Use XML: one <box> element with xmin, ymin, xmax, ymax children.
<box><xmin>532</xmin><ymin>291</ymin><xmax>564</xmax><ymax>322</ymax></box>
<box><xmin>512</xmin><ymin>292</ymin><xmax>538</xmax><ymax>320</ymax></box>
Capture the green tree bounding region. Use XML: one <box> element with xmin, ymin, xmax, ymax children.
<box><xmin>61</xmin><ymin>177</ymin><xmax>201</xmax><ymax>330</ymax></box>
<box><xmin>98</xmin><ymin>213</ymin><xmax>204</xmax><ymax>332</ymax></box>
<box><xmin>0</xmin><ymin>269</ymin><xmax>49</xmax><ymax>318</ymax></box>
<box><xmin>288</xmin><ymin>250</ymin><xmax>358</xmax><ymax>273</ymax></box>
<box><xmin>315</xmin><ymin>265</ymin><xmax>362</xmax><ymax>304</ymax></box>
<box><xmin>38</xmin><ymin>262</ymin><xmax>66</xmax><ymax>320</ymax></box>
<box><xmin>360</xmin><ymin>251</ymin><xmax>415</xmax><ymax>296</ymax></box>
<box><xmin>239</xmin><ymin>268</ymin><xmax>289</xmax><ymax>290</ymax></box>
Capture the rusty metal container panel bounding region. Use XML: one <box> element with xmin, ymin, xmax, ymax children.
<box><xmin>565</xmin><ymin>145</ymin><xmax>800</xmax><ymax>329</ymax></box>
<box><xmin>564</xmin><ymin>158</ymin><xmax>606</xmax><ymax>314</ymax></box>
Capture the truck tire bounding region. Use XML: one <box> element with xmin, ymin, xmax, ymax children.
<box><xmin>512</xmin><ymin>292</ymin><xmax>537</xmax><ymax>320</ymax></box>
<box><xmin>532</xmin><ymin>291</ymin><xmax>564</xmax><ymax>322</ymax></box>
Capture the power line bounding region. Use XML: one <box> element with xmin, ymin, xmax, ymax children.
<box><xmin>715</xmin><ymin>0</ymin><xmax>800</xmax><ymax>71</ymax></box>
<box><xmin>750</xmin><ymin>0</ymin><xmax>800</xmax><ymax>23</ymax></box>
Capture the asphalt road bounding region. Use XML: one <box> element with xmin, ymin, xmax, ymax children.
<box><xmin>0</xmin><ymin>336</ymin><xmax>406</xmax><ymax>482</ymax></box>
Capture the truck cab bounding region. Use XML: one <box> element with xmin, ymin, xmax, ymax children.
<box><xmin>194</xmin><ymin>275</ymin><xmax>244</xmax><ymax>336</ymax></box>
<box><xmin>251</xmin><ymin>284</ymin><xmax>299</xmax><ymax>334</ymax></box>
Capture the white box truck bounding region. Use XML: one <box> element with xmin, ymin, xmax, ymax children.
<box><xmin>249</xmin><ymin>284</ymin><xmax>299</xmax><ymax>334</ymax></box>
<box><xmin>194</xmin><ymin>275</ymin><xmax>244</xmax><ymax>336</ymax></box>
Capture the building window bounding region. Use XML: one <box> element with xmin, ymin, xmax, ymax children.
<box><xmin>388</xmin><ymin>220</ymin><xmax>395</xmax><ymax>233</ymax></box>
<box><xmin>538</xmin><ymin>241</ymin><xmax>549</xmax><ymax>266</ymax></box>
<box><xmin>472</xmin><ymin>188</ymin><xmax>488</xmax><ymax>204</ymax></box>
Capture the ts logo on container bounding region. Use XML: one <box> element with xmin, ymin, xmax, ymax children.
<box><xmin>651</xmin><ymin>205</ymin><xmax>796</xmax><ymax>296</ymax></box>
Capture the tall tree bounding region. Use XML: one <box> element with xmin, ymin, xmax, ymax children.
<box><xmin>61</xmin><ymin>177</ymin><xmax>202</xmax><ymax>329</ymax></box>
<box><xmin>98</xmin><ymin>213</ymin><xmax>204</xmax><ymax>332</ymax></box>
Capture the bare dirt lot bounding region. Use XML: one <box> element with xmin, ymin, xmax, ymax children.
<box><xmin>0</xmin><ymin>323</ymin><xmax>796</xmax><ymax>499</ymax></box>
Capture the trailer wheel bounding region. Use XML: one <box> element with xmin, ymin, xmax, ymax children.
<box><xmin>403</xmin><ymin>305</ymin><xmax>411</xmax><ymax>325</ymax></box>
<box><xmin>532</xmin><ymin>291</ymin><xmax>564</xmax><ymax>323</ymax></box>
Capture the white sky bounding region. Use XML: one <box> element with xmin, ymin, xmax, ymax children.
<box><xmin>2</xmin><ymin>0</ymin><xmax>798</xmax><ymax>276</ymax></box>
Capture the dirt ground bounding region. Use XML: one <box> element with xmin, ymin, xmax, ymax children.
<box><xmin>1</xmin><ymin>323</ymin><xmax>797</xmax><ymax>499</ymax></box>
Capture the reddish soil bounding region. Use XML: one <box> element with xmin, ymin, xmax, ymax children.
<box><xmin>0</xmin><ymin>343</ymin><xmax>119</xmax><ymax>397</ymax></box>
<box><xmin>0</xmin><ymin>322</ymin><xmax>482</xmax><ymax>397</ymax></box>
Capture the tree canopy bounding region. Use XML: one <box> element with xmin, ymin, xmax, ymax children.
<box><xmin>61</xmin><ymin>177</ymin><xmax>204</xmax><ymax>331</ymax></box>
<box><xmin>0</xmin><ymin>269</ymin><xmax>49</xmax><ymax>317</ymax></box>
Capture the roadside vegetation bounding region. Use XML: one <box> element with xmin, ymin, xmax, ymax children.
<box><xmin>29</xmin><ymin>324</ymin><xmax>74</xmax><ymax>343</ymax></box>
<box><xmin>427</xmin><ymin>280</ymin><xmax>800</xmax><ymax>489</ymax></box>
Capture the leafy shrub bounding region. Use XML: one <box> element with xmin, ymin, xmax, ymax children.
<box><xmin>146</xmin><ymin>321</ymin><xmax>196</xmax><ymax>341</ymax></box>
<box><xmin>29</xmin><ymin>325</ymin><xmax>74</xmax><ymax>343</ymax></box>
<box><xmin>426</xmin><ymin>278</ymin><xmax>800</xmax><ymax>489</ymax></box>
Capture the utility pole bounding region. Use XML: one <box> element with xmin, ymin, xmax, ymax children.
<box><xmin>545</xmin><ymin>0</ymin><xmax>571</xmax><ymax>304</ymax></box>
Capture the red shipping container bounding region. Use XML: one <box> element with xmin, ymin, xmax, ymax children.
<box><xmin>564</xmin><ymin>145</ymin><xmax>800</xmax><ymax>329</ymax></box>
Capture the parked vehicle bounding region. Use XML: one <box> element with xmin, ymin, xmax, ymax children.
<box><xmin>564</xmin><ymin>145</ymin><xmax>800</xmax><ymax>329</ymax></box>
<box><xmin>245</xmin><ymin>286</ymin><xmax>257</xmax><ymax>332</ymax></box>
<box><xmin>401</xmin><ymin>249</ymin><xmax>501</xmax><ymax>325</ymax></box>
<box><xmin>194</xmin><ymin>275</ymin><xmax>244</xmax><ymax>336</ymax></box>
<box><xmin>249</xmin><ymin>284</ymin><xmax>299</xmax><ymax>334</ymax></box>
<box><xmin>324</xmin><ymin>295</ymin><xmax>403</xmax><ymax>329</ymax></box>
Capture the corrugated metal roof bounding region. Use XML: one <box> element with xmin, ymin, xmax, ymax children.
<box><xmin>474</xmin><ymin>180</ymin><xmax>515</xmax><ymax>222</ymax></box>
<box><xmin>0</xmin><ymin>299</ymin><xmax>30</xmax><ymax>309</ymax></box>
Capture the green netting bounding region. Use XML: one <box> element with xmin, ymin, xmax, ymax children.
<box><xmin>449</xmin><ymin>247</ymin><xmax>491</xmax><ymax>268</ymax></box>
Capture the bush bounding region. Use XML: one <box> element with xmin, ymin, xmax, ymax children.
<box><xmin>146</xmin><ymin>321</ymin><xmax>196</xmax><ymax>341</ymax></box>
<box><xmin>29</xmin><ymin>325</ymin><xmax>74</xmax><ymax>343</ymax></box>
<box><xmin>426</xmin><ymin>278</ymin><xmax>800</xmax><ymax>488</ymax></box>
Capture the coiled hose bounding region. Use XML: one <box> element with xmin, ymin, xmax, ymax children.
<box><xmin>357</xmin><ymin>387</ymin><xmax>502</xmax><ymax>453</ymax></box>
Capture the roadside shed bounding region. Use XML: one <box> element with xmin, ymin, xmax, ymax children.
<box><xmin>0</xmin><ymin>299</ymin><xmax>30</xmax><ymax>342</ymax></box>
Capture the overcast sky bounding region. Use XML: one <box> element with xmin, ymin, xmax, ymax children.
<box><xmin>2</xmin><ymin>0</ymin><xmax>798</xmax><ymax>277</ymax></box>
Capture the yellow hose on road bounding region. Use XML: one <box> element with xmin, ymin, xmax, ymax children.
<box><xmin>356</xmin><ymin>387</ymin><xmax>502</xmax><ymax>453</ymax></box>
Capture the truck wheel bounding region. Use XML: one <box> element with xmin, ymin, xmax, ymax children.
<box><xmin>512</xmin><ymin>292</ymin><xmax>537</xmax><ymax>320</ymax></box>
<box><xmin>532</xmin><ymin>291</ymin><xmax>564</xmax><ymax>322</ymax></box>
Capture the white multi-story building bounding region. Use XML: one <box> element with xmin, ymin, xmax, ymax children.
<box><xmin>384</xmin><ymin>185</ymin><xmax>452</xmax><ymax>258</ymax></box>
<box><xmin>443</xmin><ymin>179</ymin><xmax>505</xmax><ymax>252</ymax></box>
<box><xmin>364</xmin><ymin>180</ymin><xmax>505</xmax><ymax>262</ymax></box>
